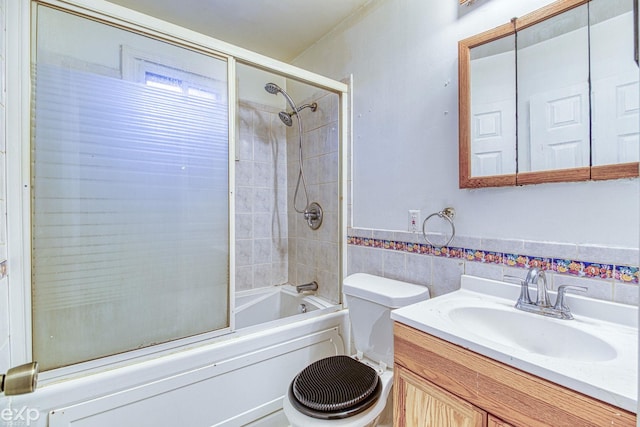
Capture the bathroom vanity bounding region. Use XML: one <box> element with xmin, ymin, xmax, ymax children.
<box><xmin>393</xmin><ymin>323</ymin><xmax>635</xmax><ymax>426</ymax></box>
<box><xmin>391</xmin><ymin>275</ymin><xmax>637</xmax><ymax>426</ymax></box>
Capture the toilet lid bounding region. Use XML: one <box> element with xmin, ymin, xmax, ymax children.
<box><xmin>290</xmin><ymin>355</ymin><xmax>381</xmax><ymax>420</ymax></box>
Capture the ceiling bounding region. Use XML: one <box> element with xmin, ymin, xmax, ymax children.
<box><xmin>106</xmin><ymin>0</ymin><xmax>372</xmax><ymax>62</ymax></box>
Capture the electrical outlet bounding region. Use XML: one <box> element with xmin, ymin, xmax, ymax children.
<box><xmin>408</xmin><ymin>210</ymin><xmax>421</xmax><ymax>233</ymax></box>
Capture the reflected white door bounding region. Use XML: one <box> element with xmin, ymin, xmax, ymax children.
<box><xmin>471</xmin><ymin>100</ymin><xmax>516</xmax><ymax>176</ymax></box>
<box><xmin>529</xmin><ymin>82</ymin><xmax>590</xmax><ymax>171</ymax></box>
<box><xmin>592</xmin><ymin>72</ymin><xmax>639</xmax><ymax>165</ymax></box>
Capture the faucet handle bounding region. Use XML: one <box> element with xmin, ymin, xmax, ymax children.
<box><xmin>553</xmin><ymin>285</ymin><xmax>587</xmax><ymax>317</ymax></box>
<box><xmin>504</xmin><ymin>275</ymin><xmax>532</xmax><ymax>305</ymax></box>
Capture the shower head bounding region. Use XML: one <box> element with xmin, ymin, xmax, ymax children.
<box><xmin>278</xmin><ymin>111</ymin><xmax>293</xmax><ymax>127</ymax></box>
<box><xmin>277</xmin><ymin>103</ymin><xmax>318</xmax><ymax>127</ymax></box>
<box><xmin>264</xmin><ymin>82</ymin><xmax>282</xmax><ymax>95</ymax></box>
<box><xmin>266</xmin><ymin>82</ymin><xmax>318</xmax><ymax>127</ymax></box>
<box><xmin>265</xmin><ymin>82</ymin><xmax>298</xmax><ymax>121</ymax></box>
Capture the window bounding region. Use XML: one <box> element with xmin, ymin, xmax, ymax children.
<box><xmin>144</xmin><ymin>71</ymin><xmax>183</xmax><ymax>92</ymax></box>
<box><xmin>121</xmin><ymin>45</ymin><xmax>224</xmax><ymax>102</ymax></box>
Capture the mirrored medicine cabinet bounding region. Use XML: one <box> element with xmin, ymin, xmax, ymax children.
<box><xmin>459</xmin><ymin>0</ymin><xmax>639</xmax><ymax>188</ymax></box>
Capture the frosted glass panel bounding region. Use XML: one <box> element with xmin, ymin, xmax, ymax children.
<box><xmin>32</xmin><ymin>7</ymin><xmax>229</xmax><ymax>370</ymax></box>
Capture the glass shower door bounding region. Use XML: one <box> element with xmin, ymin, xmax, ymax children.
<box><xmin>31</xmin><ymin>5</ymin><xmax>230</xmax><ymax>370</ymax></box>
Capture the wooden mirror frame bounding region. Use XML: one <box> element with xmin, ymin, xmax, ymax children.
<box><xmin>458</xmin><ymin>0</ymin><xmax>640</xmax><ymax>189</ymax></box>
<box><xmin>458</xmin><ymin>21</ymin><xmax>516</xmax><ymax>189</ymax></box>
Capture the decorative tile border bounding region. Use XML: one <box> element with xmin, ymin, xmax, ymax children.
<box><xmin>347</xmin><ymin>236</ymin><xmax>639</xmax><ymax>284</ymax></box>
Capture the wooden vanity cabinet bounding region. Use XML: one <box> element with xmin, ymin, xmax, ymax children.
<box><xmin>488</xmin><ymin>415</ymin><xmax>514</xmax><ymax>427</ymax></box>
<box><xmin>393</xmin><ymin>322</ymin><xmax>636</xmax><ymax>427</ymax></box>
<box><xmin>394</xmin><ymin>364</ymin><xmax>485</xmax><ymax>427</ymax></box>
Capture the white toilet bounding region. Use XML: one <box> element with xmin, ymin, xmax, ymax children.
<box><xmin>283</xmin><ymin>273</ymin><xmax>430</xmax><ymax>427</ymax></box>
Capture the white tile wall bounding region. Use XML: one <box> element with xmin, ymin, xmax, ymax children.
<box><xmin>235</xmin><ymin>92</ymin><xmax>340</xmax><ymax>302</ymax></box>
<box><xmin>235</xmin><ymin>101</ymin><xmax>288</xmax><ymax>291</ymax></box>
<box><xmin>288</xmin><ymin>90</ymin><xmax>341</xmax><ymax>303</ymax></box>
<box><xmin>347</xmin><ymin>229</ymin><xmax>639</xmax><ymax>305</ymax></box>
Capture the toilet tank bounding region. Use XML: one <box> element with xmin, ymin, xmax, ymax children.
<box><xmin>343</xmin><ymin>273</ymin><xmax>430</xmax><ymax>367</ymax></box>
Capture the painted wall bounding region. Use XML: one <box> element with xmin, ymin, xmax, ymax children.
<box><xmin>292</xmin><ymin>0</ymin><xmax>639</xmax><ymax>248</ymax></box>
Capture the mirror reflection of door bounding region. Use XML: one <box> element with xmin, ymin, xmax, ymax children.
<box><xmin>471</xmin><ymin>100</ymin><xmax>516</xmax><ymax>176</ymax></box>
<box><xmin>590</xmin><ymin>0</ymin><xmax>639</xmax><ymax>167</ymax></box>
<box><xmin>469</xmin><ymin>35</ymin><xmax>516</xmax><ymax>177</ymax></box>
<box><xmin>529</xmin><ymin>82</ymin><xmax>590</xmax><ymax>171</ymax></box>
<box><xmin>517</xmin><ymin>3</ymin><xmax>590</xmax><ymax>173</ymax></box>
<box><xmin>592</xmin><ymin>74</ymin><xmax>639</xmax><ymax>165</ymax></box>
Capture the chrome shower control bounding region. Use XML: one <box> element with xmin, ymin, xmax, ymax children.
<box><xmin>305</xmin><ymin>202</ymin><xmax>323</xmax><ymax>230</ymax></box>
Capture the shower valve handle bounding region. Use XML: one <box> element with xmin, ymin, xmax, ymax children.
<box><xmin>304</xmin><ymin>202</ymin><xmax>323</xmax><ymax>230</ymax></box>
<box><xmin>304</xmin><ymin>210</ymin><xmax>318</xmax><ymax>220</ymax></box>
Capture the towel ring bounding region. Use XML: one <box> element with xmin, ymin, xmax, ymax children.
<box><xmin>422</xmin><ymin>207</ymin><xmax>456</xmax><ymax>248</ymax></box>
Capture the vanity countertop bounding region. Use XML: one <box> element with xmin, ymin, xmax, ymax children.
<box><xmin>390</xmin><ymin>275</ymin><xmax>638</xmax><ymax>412</ymax></box>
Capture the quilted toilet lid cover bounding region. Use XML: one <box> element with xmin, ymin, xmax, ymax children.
<box><xmin>291</xmin><ymin>355</ymin><xmax>380</xmax><ymax>412</ymax></box>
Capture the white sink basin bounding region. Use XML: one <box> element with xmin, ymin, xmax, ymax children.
<box><xmin>447</xmin><ymin>306</ymin><xmax>617</xmax><ymax>362</ymax></box>
<box><xmin>390</xmin><ymin>275</ymin><xmax>638</xmax><ymax>413</ymax></box>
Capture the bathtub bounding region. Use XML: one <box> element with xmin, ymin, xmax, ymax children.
<box><xmin>17</xmin><ymin>290</ymin><xmax>346</xmax><ymax>427</ymax></box>
<box><xmin>235</xmin><ymin>285</ymin><xmax>335</xmax><ymax>330</ymax></box>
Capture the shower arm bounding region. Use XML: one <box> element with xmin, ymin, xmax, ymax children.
<box><xmin>290</xmin><ymin>103</ymin><xmax>318</xmax><ymax>115</ymax></box>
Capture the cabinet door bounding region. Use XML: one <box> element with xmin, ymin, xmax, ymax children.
<box><xmin>489</xmin><ymin>415</ymin><xmax>514</xmax><ymax>427</ymax></box>
<box><xmin>394</xmin><ymin>365</ymin><xmax>486</xmax><ymax>427</ymax></box>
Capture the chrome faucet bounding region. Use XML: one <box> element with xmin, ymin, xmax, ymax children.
<box><xmin>296</xmin><ymin>281</ymin><xmax>318</xmax><ymax>293</ymax></box>
<box><xmin>506</xmin><ymin>267</ymin><xmax>586</xmax><ymax>320</ymax></box>
<box><xmin>524</xmin><ymin>267</ymin><xmax>551</xmax><ymax>308</ymax></box>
